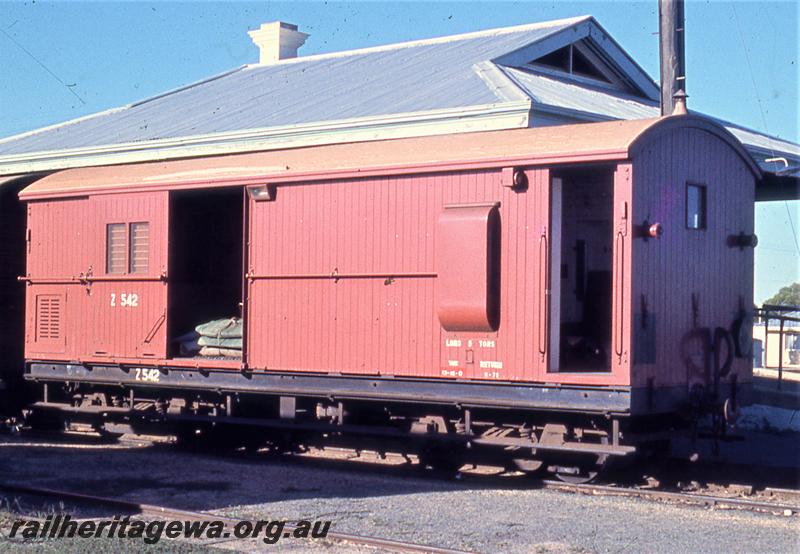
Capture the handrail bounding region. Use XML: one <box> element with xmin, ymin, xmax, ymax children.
<box><xmin>537</xmin><ymin>230</ymin><xmax>548</xmax><ymax>357</ymax></box>
<box><xmin>18</xmin><ymin>273</ymin><xmax>167</xmax><ymax>284</ymax></box>
<box><xmin>613</xmin><ymin>231</ymin><xmax>625</xmax><ymax>359</ymax></box>
<box><xmin>761</xmin><ymin>304</ymin><xmax>800</xmax><ymax>314</ymax></box>
<box><xmin>246</xmin><ymin>271</ymin><xmax>436</xmax><ymax>281</ymax></box>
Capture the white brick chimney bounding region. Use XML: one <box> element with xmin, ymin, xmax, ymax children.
<box><xmin>248</xmin><ymin>21</ymin><xmax>309</xmax><ymax>64</ymax></box>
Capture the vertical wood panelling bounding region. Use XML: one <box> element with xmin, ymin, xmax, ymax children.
<box><xmin>25</xmin><ymin>192</ymin><xmax>169</xmax><ymax>361</ymax></box>
<box><xmin>631</xmin><ymin>128</ymin><xmax>755</xmax><ymax>389</ymax></box>
<box><xmin>249</xmin><ymin>170</ymin><xmax>487</xmax><ymax>378</ymax></box>
<box><xmin>246</xmin><ymin>167</ymin><xmax>561</xmax><ymax>383</ymax></box>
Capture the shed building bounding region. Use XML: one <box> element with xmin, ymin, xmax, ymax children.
<box><xmin>0</xmin><ymin>16</ymin><xmax>796</xmax><ymax>199</ymax></box>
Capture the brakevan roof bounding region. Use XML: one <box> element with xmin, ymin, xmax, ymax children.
<box><xmin>501</xmin><ymin>67</ymin><xmax>799</xmax><ymax>167</ymax></box>
<box><xmin>19</xmin><ymin>116</ymin><xmax>760</xmax><ymax>200</ymax></box>
<box><xmin>0</xmin><ymin>15</ymin><xmax>797</xmax><ymax>177</ymax></box>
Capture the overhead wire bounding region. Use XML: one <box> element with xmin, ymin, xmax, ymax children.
<box><xmin>0</xmin><ymin>27</ymin><xmax>86</xmax><ymax>105</ymax></box>
<box><xmin>730</xmin><ymin>2</ymin><xmax>800</xmax><ymax>261</ymax></box>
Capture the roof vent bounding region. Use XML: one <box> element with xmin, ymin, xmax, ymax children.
<box><xmin>248</xmin><ymin>21</ymin><xmax>309</xmax><ymax>64</ymax></box>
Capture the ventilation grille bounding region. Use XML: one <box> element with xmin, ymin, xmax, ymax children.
<box><xmin>129</xmin><ymin>222</ymin><xmax>149</xmax><ymax>274</ymax></box>
<box><xmin>36</xmin><ymin>294</ymin><xmax>62</xmax><ymax>342</ymax></box>
<box><xmin>106</xmin><ymin>223</ymin><xmax>127</xmax><ymax>274</ymax></box>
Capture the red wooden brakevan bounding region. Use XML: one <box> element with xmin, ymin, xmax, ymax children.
<box><xmin>20</xmin><ymin>115</ymin><xmax>760</xmax><ymax>479</ymax></box>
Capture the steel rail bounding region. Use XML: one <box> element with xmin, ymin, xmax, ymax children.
<box><xmin>540</xmin><ymin>480</ymin><xmax>800</xmax><ymax>514</ymax></box>
<box><xmin>0</xmin><ymin>483</ymin><xmax>469</xmax><ymax>554</ymax></box>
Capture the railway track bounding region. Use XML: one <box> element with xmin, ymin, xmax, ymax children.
<box><xmin>0</xmin><ymin>483</ymin><xmax>469</xmax><ymax>553</ymax></box>
<box><xmin>5</xmin><ymin>431</ymin><xmax>799</xmax><ymax>519</ymax></box>
<box><xmin>270</xmin><ymin>443</ymin><xmax>800</xmax><ymax>514</ymax></box>
<box><xmin>539</xmin><ymin>481</ymin><xmax>800</xmax><ymax>515</ymax></box>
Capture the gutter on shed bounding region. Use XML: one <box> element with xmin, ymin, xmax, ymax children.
<box><xmin>19</xmin><ymin>117</ymin><xmax>664</xmax><ymax>200</ymax></box>
<box><xmin>0</xmin><ymin>101</ymin><xmax>531</xmax><ymax>177</ymax></box>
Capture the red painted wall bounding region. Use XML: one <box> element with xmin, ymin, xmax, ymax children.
<box><xmin>24</xmin><ymin>192</ymin><xmax>169</xmax><ymax>361</ymax></box>
<box><xmin>245</xmin><ymin>168</ymin><xmax>626</xmax><ymax>386</ymax></box>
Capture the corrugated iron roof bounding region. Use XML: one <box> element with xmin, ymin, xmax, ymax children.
<box><xmin>0</xmin><ymin>14</ymin><xmax>796</xmax><ymax>174</ymax></box>
<box><xmin>0</xmin><ymin>17</ymin><xmax>586</xmax><ymax>156</ymax></box>
<box><xmin>504</xmin><ymin>66</ymin><xmax>660</xmax><ymax>120</ymax></box>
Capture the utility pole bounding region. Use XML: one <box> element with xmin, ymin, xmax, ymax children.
<box><xmin>659</xmin><ymin>0</ymin><xmax>686</xmax><ymax>115</ymax></box>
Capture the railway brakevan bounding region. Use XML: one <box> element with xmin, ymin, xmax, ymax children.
<box><xmin>8</xmin><ymin>115</ymin><xmax>759</xmax><ymax>481</ymax></box>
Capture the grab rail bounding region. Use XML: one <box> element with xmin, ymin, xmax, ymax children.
<box><xmin>19</xmin><ymin>273</ymin><xmax>167</xmax><ymax>284</ymax></box>
<box><xmin>614</xmin><ymin>231</ymin><xmax>625</xmax><ymax>360</ymax></box>
<box><xmin>538</xmin><ymin>229</ymin><xmax>548</xmax><ymax>357</ymax></box>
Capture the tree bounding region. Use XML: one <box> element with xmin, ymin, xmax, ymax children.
<box><xmin>763</xmin><ymin>282</ymin><xmax>800</xmax><ymax>308</ymax></box>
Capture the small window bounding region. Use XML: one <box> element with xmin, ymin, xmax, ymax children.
<box><xmin>129</xmin><ymin>222</ymin><xmax>149</xmax><ymax>274</ymax></box>
<box><xmin>686</xmin><ymin>184</ymin><xmax>707</xmax><ymax>230</ymax></box>
<box><xmin>106</xmin><ymin>223</ymin><xmax>127</xmax><ymax>274</ymax></box>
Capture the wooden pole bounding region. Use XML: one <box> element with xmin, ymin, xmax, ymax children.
<box><xmin>659</xmin><ymin>0</ymin><xmax>686</xmax><ymax>115</ymax></box>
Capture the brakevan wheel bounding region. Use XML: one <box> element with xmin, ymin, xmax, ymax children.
<box><xmin>174</xmin><ymin>425</ymin><xmax>205</xmax><ymax>450</ymax></box>
<box><xmin>94</xmin><ymin>426</ymin><xmax>124</xmax><ymax>443</ymax></box>
<box><xmin>538</xmin><ymin>424</ymin><xmax>610</xmax><ymax>484</ymax></box>
<box><xmin>640</xmin><ymin>439</ymin><xmax>672</xmax><ymax>460</ymax></box>
<box><xmin>508</xmin><ymin>432</ymin><xmax>545</xmax><ymax>475</ymax></box>
<box><xmin>418</xmin><ymin>444</ymin><xmax>465</xmax><ymax>474</ymax></box>
<box><xmin>511</xmin><ymin>457</ymin><xmax>546</xmax><ymax>475</ymax></box>
<box><xmin>552</xmin><ymin>453</ymin><xmax>609</xmax><ymax>484</ymax></box>
<box><xmin>25</xmin><ymin>409</ymin><xmax>65</xmax><ymax>433</ymax></box>
<box><xmin>176</xmin><ymin>425</ymin><xmax>265</xmax><ymax>452</ymax></box>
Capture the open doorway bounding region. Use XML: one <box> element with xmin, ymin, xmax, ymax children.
<box><xmin>549</xmin><ymin>168</ymin><xmax>614</xmax><ymax>372</ymax></box>
<box><xmin>168</xmin><ymin>187</ymin><xmax>244</xmax><ymax>359</ymax></box>
<box><xmin>0</xmin><ymin>176</ymin><xmax>32</xmax><ymax>411</ymax></box>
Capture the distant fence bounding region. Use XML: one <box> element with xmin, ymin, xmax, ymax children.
<box><xmin>755</xmin><ymin>304</ymin><xmax>800</xmax><ymax>389</ymax></box>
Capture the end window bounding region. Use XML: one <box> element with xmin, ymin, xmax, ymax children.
<box><xmin>686</xmin><ymin>184</ymin><xmax>707</xmax><ymax>230</ymax></box>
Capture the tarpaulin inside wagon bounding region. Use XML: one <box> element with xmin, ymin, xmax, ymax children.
<box><xmin>174</xmin><ymin>318</ymin><xmax>243</xmax><ymax>358</ymax></box>
<box><xmin>195</xmin><ymin>318</ymin><xmax>243</xmax><ymax>339</ymax></box>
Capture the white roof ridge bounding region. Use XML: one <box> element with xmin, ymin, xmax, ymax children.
<box><xmin>243</xmin><ymin>15</ymin><xmax>592</xmax><ymax>70</ymax></box>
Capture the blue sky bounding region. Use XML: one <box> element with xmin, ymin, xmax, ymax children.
<box><xmin>0</xmin><ymin>1</ymin><xmax>797</xmax><ymax>303</ymax></box>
